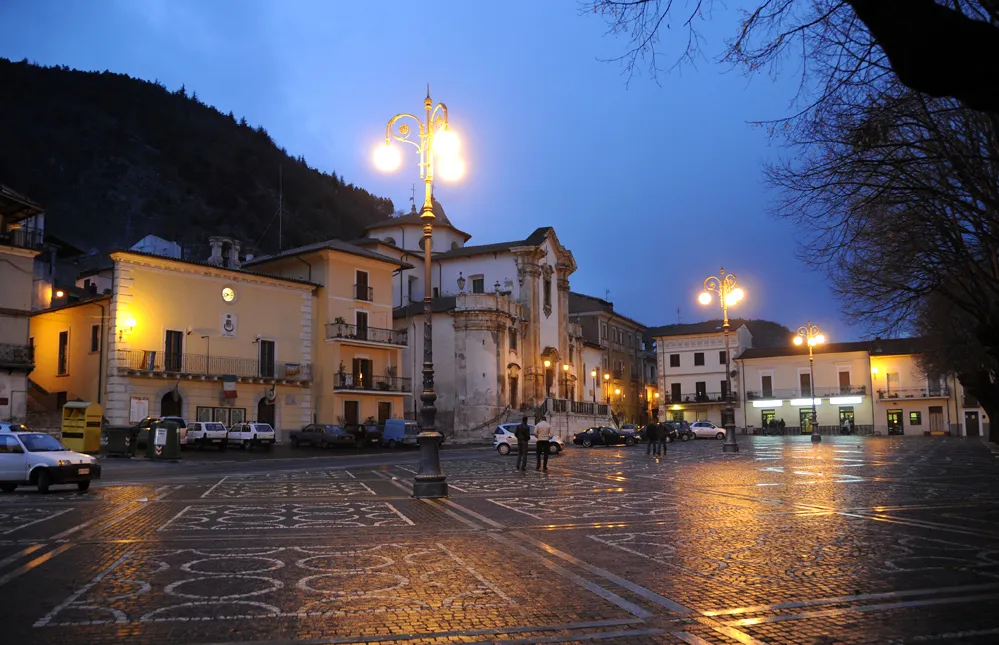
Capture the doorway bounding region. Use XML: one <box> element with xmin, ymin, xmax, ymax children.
<box><xmin>257</xmin><ymin>398</ymin><xmax>276</xmax><ymax>426</ymax></box>
<box><xmin>887</xmin><ymin>409</ymin><xmax>904</xmax><ymax>435</ymax></box>
<box><xmin>343</xmin><ymin>400</ymin><xmax>360</xmax><ymax>426</ymax></box>
<box><xmin>965</xmin><ymin>411</ymin><xmax>980</xmax><ymax>437</ymax></box>
<box><xmin>165</xmin><ymin>330</ymin><xmax>184</xmax><ymax>372</ymax></box>
<box><xmin>161</xmin><ymin>391</ymin><xmax>182</xmax><ymax>417</ymax></box>
<box><xmin>929</xmin><ymin>406</ymin><xmax>944</xmax><ymax>432</ymax></box>
<box><xmin>761</xmin><ymin>410</ymin><xmax>775</xmax><ymax>433</ymax></box>
<box><xmin>509</xmin><ymin>376</ymin><xmax>519</xmax><ymax>409</ymax></box>
<box><xmin>377</xmin><ymin>401</ymin><xmax>391</xmax><ymax>424</ymax></box>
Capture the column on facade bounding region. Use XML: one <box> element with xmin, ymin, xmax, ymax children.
<box><xmin>452</xmin><ymin>305</ymin><xmax>516</xmax><ymax>433</ymax></box>
<box><xmin>515</xmin><ymin>249</ymin><xmax>546</xmax><ymax>403</ymax></box>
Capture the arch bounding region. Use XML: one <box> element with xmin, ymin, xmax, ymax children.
<box><xmin>161</xmin><ymin>390</ymin><xmax>182</xmax><ymax>417</ymax></box>
<box><xmin>383</xmin><ymin>236</ymin><xmax>396</xmax><ymax>247</ymax></box>
<box><xmin>257</xmin><ymin>397</ymin><xmax>276</xmax><ymax>426</ymax></box>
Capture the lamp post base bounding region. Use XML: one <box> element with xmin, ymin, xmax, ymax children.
<box><xmin>722</xmin><ymin>423</ymin><xmax>739</xmax><ymax>453</ymax></box>
<box><xmin>413</xmin><ymin>431</ymin><xmax>448</xmax><ymax>498</ymax></box>
<box><xmin>811</xmin><ymin>432</ymin><xmax>822</xmax><ymax>443</ymax></box>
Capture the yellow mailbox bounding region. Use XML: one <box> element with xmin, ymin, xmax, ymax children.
<box><xmin>61</xmin><ymin>401</ymin><xmax>103</xmax><ymax>453</ymax></box>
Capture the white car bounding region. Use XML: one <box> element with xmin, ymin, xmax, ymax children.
<box><xmin>691</xmin><ymin>421</ymin><xmax>726</xmax><ymax>440</ymax></box>
<box><xmin>228</xmin><ymin>422</ymin><xmax>275</xmax><ymax>451</ymax></box>
<box><xmin>493</xmin><ymin>423</ymin><xmax>564</xmax><ymax>456</ymax></box>
<box><xmin>187</xmin><ymin>421</ymin><xmax>228</xmax><ymax>450</ymax></box>
<box><xmin>0</xmin><ymin>427</ymin><xmax>101</xmax><ymax>493</ymax></box>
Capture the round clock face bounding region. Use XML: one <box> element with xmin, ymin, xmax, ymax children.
<box><xmin>222</xmin><ymin>287</ymin><xmax>236</xmax><ymax>302</ymax></box>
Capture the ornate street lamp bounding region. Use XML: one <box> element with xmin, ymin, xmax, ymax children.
<box><xmin>562</xmin><ymin>363</ymin><xmax>570</xmax><ymax>399</ymax></box>
<box><xmin>590</xmin><ymin>369</ymin><xmax>597</xmax><ymax>403</ymax></box>
<box><xmin>698</xmin><ymin>267</ymin><xmax>745</xmax><ymax>453</ymax></box>
<box><xmin>375</xmin><ymin>88</ymin><xmax>466</xmax><ymax>498</ymax></box>
<box><xmin>794</xmin><ymin>321</ymin><xmax>826</xmax><ymax>443</ymax></box>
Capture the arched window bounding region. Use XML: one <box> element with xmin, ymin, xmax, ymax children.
<box><xmin>384</xmin><ymin>237</ymin><xmax>396</xmax><ymax>247</ymax></box>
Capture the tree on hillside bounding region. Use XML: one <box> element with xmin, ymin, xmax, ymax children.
<box><xmin>590</xmin><ymin>0</ymin><xmax>999</xmax><ymax>114</ymax></box>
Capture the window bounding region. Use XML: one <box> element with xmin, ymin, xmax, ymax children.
<box><xmin>90</xmin><ymin>325</ymin><xmax>100</xmax><ymax>353</ymax></box>
<box><xmin>887</xmin><ymin>372</ymin><xmax>900</xmax><ymax>394</ymax></box>
<box><xmin>694</xmin><ymin>352</ymin><xmax>704</xmax><ymax>366</ymax></box>
<box><xmin>471</xmin><ymin>276</ymin><xmax>485</xmax><ymax>294</ymax></box>
<box><xmin>259</xmin><ymin>340</ymin><xmax>275</xmax><ymax>378</ymax></box>
<box><xmin>761</xmin><ymin>374</ymin><xmax>773</xmax><ymax>397</ymax></box>
<box><xmin>720</xmin><ymin>380</ymin><xmax>729</xmax><ymax>399</ymax></box>
<box><xmin>569</xmin><ymin>345</ymin><xmax>574</xmax><ymax>361</ymax></box>
<box><xmin>669</xmin><ymin>354</ymin><xmax>680</xmax><ymax>368</ymax></box>
<box><xmin>0</xmin><ymin>435</ymin><xmax>22</xmax><ymax>454</ymax></box>
<box><xmin>601</xmin><ymin>323</ymin><xmax>607</xmax><ymax>339</ymax></box>
<box><xmin>695</xmin><ymin>381</ymin><xmax>706</xmax><ymax>400</ymax></box>
<box><xmin>509</xmin><ymin>328</ymin><xmax>517</xmax><ymax>350</ymax></box>
<box><xmin>355</xmin><ymin>311</ymin><xmax>369</xmax><ymax>340</ymax></box>
<box><xmin>355</xmin><ymin>270</ymin><xmax>371</xmax><ymax>301</ymax></box>
<box><xmin>670</xmin><ymin>382</ymin><xmax>681</xmax><ymax>402</ymax></box>
<box><xmin>799</xmin><ymin>372</ymin><xmax>812</xmax><ymax>397</ymax></box>
<box><xmin>57</xmin><ymin>331</ymin><xmax>69</xmax><ymax>375</ymax></box>
<box><xmin>543</xmin><ymin>278</ymin><xmax>552</xmax><ymax>308</ymax></box>
<box><xmin>165</xmin><ymin>330</ymin><xmax>183</xmax><ymax>372</ymax></box>
<box><xmin>352</xmin><ymin>358</ymin><xmax>373</xmax><ymax>389</ymax></box>
<box><xmin>910</xmin><ymin>411</ymin><xmax>922</xmax><ymax>425</ymax></box>
<box><xmin>432</xmin><ymin>287</ymin><xmax>440</xmax><ymax>299</ymax></box>
<box><xmin>719</xmin><ymin>350</ymin><xmax>727</xmax><ymax>364</ymax></box>
<box><xmin>839</xmin><ymin>369</ymin><xmax>851</xmax><ymax>393</ymax></box>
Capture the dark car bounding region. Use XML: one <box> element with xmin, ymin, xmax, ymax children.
<box><xmin>290</xmin><ymin>424</ymin><xmax>358</xmax><ymax>448</ymax></box>
<box><xmin>665</xmin><ymin>421</ymin><xmax>694</xmax><ymax>442</ymax></box>
<box><xmin>572</xmin><ymin>426</ymin><xmax>636</xmax><ymax>448</ymax></box>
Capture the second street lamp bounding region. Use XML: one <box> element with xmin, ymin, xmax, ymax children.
<box><xmin>375</xmin><ymin>88</ymin><xmax>466</xmax><ymax>498</ymax></box>
<box><xmin>590</xmin><ymin>369</ymin><xmax>597</xmax><ymax>403</ymax></box>
<box><xmin>698</xmin><ymin>267</ymin><xmax>744</xmax><ymax>453</ymax></box>
<box><xmin>794</xmin><ymin>321</ymin><xmax>826</xmax><ymax>443</ymax></box>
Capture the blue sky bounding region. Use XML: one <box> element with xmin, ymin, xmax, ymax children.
<box><xmin>0</xmin><ymin>0</ymin><xmax>853</xmax><ymax>341</ymax></box>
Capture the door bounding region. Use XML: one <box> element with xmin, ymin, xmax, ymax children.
<box><xmin>670</xmin><ymin>383</ymin><xmax>681</xmax><ymax>403</ymax></box>
<box><xmin>165</xmin><ymin>330</ymin><xmax>184</xmax><ymax>372</ymax></box>
<box><xmin>161</xmin><ymin>391</ymin><xmax>182</xmax><ymax>417</ymax></box>
<box><xmin>929</xmin><ymin>406</ymin><xmax>944</xmax><ymax>432</ymax></box>
<box><xmin>257</xmin><ymin>397</ymin><xmax>275</xmax><ymax>426</ymax></box>
<box><xmin>259</xmin><ymin>340</ymin><xmax>275</xmax><ymax>378</ymax></box>
<box><xmin>761</xmin><ymin>410</ymin><xmax>776</xmax><ymax>432</ymax></box>
<box><xmin>377</xmin><ymin>401</ymin><xmax>391</xmax><ymax>424</ymax></box>
<box><xmin>355</xmin><ymin>311</ymin><xmax>369</xmax><ymax>341</ymax></box>
<box><xmin>343</xmin><ymin>400</ymin><xmax>360</xmax><ymax>426</ymax></box>
<box><xmin>352</xmin><ymin>358</ymin><xmax>373</xmax><ymax>389</ymax></box>
<box><xmin>965</xmin><ymin>411</ymin><xmax>980</xmax><ymax>437</ymax></box>
<box><xmin>887</xmin><ymin>409</ymin><xmax>904</xmax><ymax>435</ymax></box>
<box><xmin>799</xmin><ymin>409</ymin><xmax>813</xmax><ymax>434</ymax></box>
<box><xmin>509</xmin><ymin>376</ymin><xmax>518</xmax><ymax>409</ymax></box>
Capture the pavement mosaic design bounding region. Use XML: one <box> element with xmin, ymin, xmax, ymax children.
<box><xmin>2</xmin><ymin>436</ymin><xmax>999</xmax><ymax>645</ymax></box>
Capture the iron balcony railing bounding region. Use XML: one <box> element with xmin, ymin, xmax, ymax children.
<box><xmin>550</xmin><ymin>398</ymin><xmax>609</xmax><ymax>416</ymax></box>
<box><xmin>746</xmin><ymin>389</ymin><xmax>798</xmax><ymax>400</ymax></box>
<box><xmin>879</xmin><ymin>387</ymin><xmax>951</xmax><ymax>400</ymax></box>
<box><xmin>663</xmin><ymin>391</ymin><xmax>738</xmax><ymax>405</ymax></box>
<box><xmin>816</xmin><ymin>385</ymin><xmax>868</xmax><ymax>397</ymax></box>
<box><xmin>332</xmin><ymin>372</ymin><xmax>410</xmax><ymax>393</ymax></box>
<box><xmin>113</xmin><ymin>349</ymin><xmax>311</xmax><ymax>381</ymax></box>
<box><xmin>0</xmin><ymin>226</ymin><xmax>43</xmax><ymax>251</ymax></box>
<box><xmin>354</xmin><ymin>284</ymin><xmax>373</xmax><ymax>301</ymax></box>
<box><xmin>0</xmin><ymin>343</ymin><xmax>34</xmax><ymax>369</ymax></box>
<box><xmin>325</xmin><ymin>322</ymin><xmax>407</xmax><ymax>345</ymax></box>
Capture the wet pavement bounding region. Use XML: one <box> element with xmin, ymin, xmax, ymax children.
<box><xmin>1</xmin><ymin>436</ymin><xmax>998</xmax><ymax>644</ymax></box>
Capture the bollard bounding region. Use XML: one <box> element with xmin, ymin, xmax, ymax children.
<box><xmin>412</xmin><ymin>431</ymin><xmax>448</xmax><ymax>498</ymax></box>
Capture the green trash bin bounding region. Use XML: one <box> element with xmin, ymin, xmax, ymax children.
<box><xmin>145</xmin><ymin>420</ymin><xmax>181</xmax><ymax>460</ymax></box>
<box><xmin>102</xmin><ymin>426</ymin><xmax>137</xmax><ymax>457</ymax></box>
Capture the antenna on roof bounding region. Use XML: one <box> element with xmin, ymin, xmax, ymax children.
<box><xmin>605</xmin><ymin>289</ymin><xmax>611</xmax><ymax>302</ymax></box>
<box><xmin>278</xmin><ymin>164</ymin><xmax>283</xmax><ymax>251</ymax></box>
<box><xmin>677</xmin><ymin>307</ymin><xmax>681</xmax><ymax>324</ymax></box>
<box><xmin>410</xmin><ymin>184</ymin><xmax>416</xmax><ymax>212</ymax></box>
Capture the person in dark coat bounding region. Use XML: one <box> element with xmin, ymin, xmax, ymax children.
<box><xmin>514</xmin><ymin>416</ymin><xmax>531</xmax><ymax>471</ymax></box>
<box><xmin>657</xmin><ymin>421</ymin><xmax>669</xmax><ymax>455</ymax></box>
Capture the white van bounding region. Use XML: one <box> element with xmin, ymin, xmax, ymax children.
<box><xmin>187</xmin><ymin>421</ymin><xmax>228</xmax><ymax>450</ymax></box>
<box><xmin>227</xmin><ymin>422</ymin><xmax>275</xmax><ymax>451</ymax></box>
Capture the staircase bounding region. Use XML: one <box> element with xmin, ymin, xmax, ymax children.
<box><xmin>25</xmin><ymin>380</ymin><xmax>62</xmax><ymax>436</ymax></box>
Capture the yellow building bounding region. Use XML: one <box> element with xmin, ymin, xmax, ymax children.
<box><xmin>31</xmin><ymin>248</ymin><xmax>316</xmax><ymax>429</ymax></box>
<box><xmin>244</xmin><ymin>240</ymin><xmax>411</xmax><ymax>427</ymax></box>
<box><xmin>0</xmin><ymin>186</ymin><xmax>43</xmax><ymax>421</ymax></box>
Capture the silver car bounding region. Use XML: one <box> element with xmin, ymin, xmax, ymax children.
<box><xmin>493</xmin><ymin>423</ymin><xmax>564</xmax><ymax>455</ymax></box>
<box><xmin>690</xmin><ymin>421</ymin><xmax>726</xmax><ymax>439</ymax></box>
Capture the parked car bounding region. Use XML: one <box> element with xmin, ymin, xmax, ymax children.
<box><xmin>493</xmin><ymin>424</ymin><xmax>564</xmax><ymax>456</ymax></box>
<box><xmin>344</xmin><ymin>423</ymin><xmax>384</xmax><ymax>447</ymax></box>
<box><xmin>0</xmin><ymin>426</ymin><xmax>101</xmax><ymax>493</ymax></box>
<box><xmin>290</xmin><ymin>424</ymin><xmax>357</xmax><ymax>448</ymax></box>
<box><xmin>132</xmin><ymin>416</ymin><xmax>189</xmax><ymax>448</ymax></box>
<box><xmin>227</xmin><ymin>422</ymin><xmax>275</xmax><ymax>450</ymax></box>
<box><xmin>690</xmin><ymin>421</ymin><xmax>726</xmax><ymax>440</ymax></box>
<box><xmin>620</xmin><ymin>424</ymin><xmax>641</xmax><ymax>439</ymax></box>
<box><xmin>186</xmin><ymin>421</ymin><xmax>228</xmax><ymax>450</ymax></box>
<box><xmin>382</xmin><ymin>419</ymin><xmax>420</xmax><ymax>448</ymax></box>
<box><xmin>572</xmin><ymin>426</ymin><xmax>637</xmax><ymax>448</ymax></box>
<box><xmin>671</xmin><ymin>422</ymin><xmax>695</xmax><ymax>442</ymax></box>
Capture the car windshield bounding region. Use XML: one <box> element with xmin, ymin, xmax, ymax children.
<box><xmin>20</xmin><ymin>433</ymin><xmax>67</xmax><ymax>452</ymax></box>
<box><xmin>323</xmin><ymin>425</ymin><xmax>343</xmax><ymax>432</ymax></box>
<box><xmin>207</xmin><ymin>423</ymin><xmax>224</xmax><ymax>431</ymax></box>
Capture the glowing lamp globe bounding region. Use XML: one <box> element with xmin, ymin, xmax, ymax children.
<box><xmin>436</xmin><ymin>155</ymin><xmax>465</xmax><ymax>181</ymax></box>
<box><xmin>732</xmin><ymin>287</ymin><xmax>745</xmax><ymax>302</ymax></box>
<box><xmin>374</xmin><ymin>144</ymin><xmax>402</xmax><ymax>172</ymax></box>
<box><xmin>793</xmin><ymin>336</ymin><xmax>804</xmax><ymax>346</ymax></box>
<box><xmin>815</xmin><ymin>334</ymin><xmax>826</xmax><ymax>345</ymax></box>
<box><xmin>698</xmin><ymin>292</ymin><xmax>712</xmax><ymax>305</ymax></box>
<box><xmin>432</xmin><ymin>129</ymin><xmax>460</xmax><ymax>157</ymax></box>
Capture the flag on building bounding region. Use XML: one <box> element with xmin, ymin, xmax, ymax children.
<box><xmin>222</xmin><ymin>375</ymin><xmax>238</xmax><ymax>399</ymax></box>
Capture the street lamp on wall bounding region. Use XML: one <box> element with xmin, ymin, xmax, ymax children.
<box><xmin>590</xmin><ymin>369</ymin><xmax>597</xmax><ymax>403</ymax></box>
<box><xmin>457</xmin><ymin>272</ymin><xmax>465</xmax><ymax>292</ymax></box>
<box><xmin>562</xmin><ymin>363</ymin><xmax>570</xmax><ymax>400</ymax></box>
<box><xmin>794</xmin><ymin>321</ymin><xmax>826</xmax><ymax>443</ymax></box>
<box><xmin>376</xmin><ymin>88</ymin><xmax>465</xmax><ymax>499</ymax></box>
<box><xmin>698</xmin><ymin>267</ymin><xmax>744</xmax><ymax>453</ymax></box>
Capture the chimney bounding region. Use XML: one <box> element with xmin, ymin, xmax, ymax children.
<box><xmin>207</xmin><ymin>236</ymin><xmax>224</xmax><ymax>266</ymax></box>
<box><xmin>228</xmin><ymin>239</ymin><xmax>242</xmax><ymax>269</ymax></box>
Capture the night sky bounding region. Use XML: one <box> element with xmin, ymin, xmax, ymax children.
<box><xmin>0</xmin><ymin>0</ymin><xmax>853</xmax><ymax>341</ymax></box>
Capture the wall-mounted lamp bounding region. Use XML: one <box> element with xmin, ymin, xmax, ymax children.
<box><xmin>562</xmin><ymin>363</ymin><xmax>569</xmax><ymax>372</ymax></box>
<box><xmin>494</xmin><ymin>280</ymin><xmax>501</xmax><ymax>293</ymax></box>
<box><xmin>456</xmin><ymin>272</ymin><xmax>465</xmax><ymax>292</ymax></box>
<box><xmin>253</xmin><ymin>334</ymin><xmax>262</xmax><ymax>344</ymax></box>
<box><xmin>590</xmin><ymin>369</ymin><xmax>597</xmax><ymax>378</ymax></box>
<box><xmin>55</xmin><ymin>289</ymin><xmax>65</xmax><ymax>298</ymax></box>
<box><xmin>543</xmin><ymin>359</ymin><xmax>551</xmax><ymax>369</ymax></box>
<box><xmin>118</xmin><ymin>317</ymin><xmax>136</xmax><ymax>341</ymax></box>
<box><xmin>603</xmin><ymin>373</ymin><xmax>610</xmax><ymax>381</ymax></box>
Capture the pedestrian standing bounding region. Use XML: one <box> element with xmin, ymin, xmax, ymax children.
<box><xmin>515</xmin><ymin>416</ymin><xmax>531</xmax><ymax>471</ymax></box>
<box><xmin>778</xmin><ymin>418</ymin><xmax>786</xmax><ymax>435</ymax></box>
<box><xmin>535</xmin><ymin>415</ymin><xmax>553</xmax><ymax>471</ymax></box>
<box><xmin>646</xmin><ymin>421</ymin><xmax>657</xmax><ymax>455</ymax></box>
<box><xmin>658</xmin><ymin>421</ymin><xmax>669</xmax><ymax>455</ymax></box>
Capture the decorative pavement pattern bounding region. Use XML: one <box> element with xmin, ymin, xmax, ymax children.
<box><xmin>2</xmin><ymin>436</ymin><xmax>999</xmax><ymax>644</ymax></box>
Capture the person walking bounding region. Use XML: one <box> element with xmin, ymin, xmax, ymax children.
<box><xmin>657</xmin><ymin>420</ymin><xmax>669</xmax><ymax>456</ymax></box>
<box><xmin>515</xmin><ymin>416</ymin><xmax>531</xmax><ymax>471</ymax></box>
<box><xmin>646</xmin><ymin>421</ymin><xmax>658</xmax><ymax>456</ymax></box>
<box><xmin>535</xmin><ymin>414</ymin><xmax>553</xmax><ymax>471</ymax></box>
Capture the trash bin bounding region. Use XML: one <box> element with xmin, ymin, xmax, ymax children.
<box><xmin>102</xmin><ymin>426</ymin><xmax>137</xmax><ymax>457</ymax></box>
<box><xmin>145</xmin><ymin>420</ymin><xmax>181</xmax><ymax>460</ymax></box>
<box><xmin>61</xmin><ymin>401</ymin><xmax>104</xmax><ymax>453</ymax></box>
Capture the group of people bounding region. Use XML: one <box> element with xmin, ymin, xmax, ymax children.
<box><xmin>514</xmin><ymin>415</ymin><xmax>554</xmax><ymax>471</ymax></box>
<box><xmin>644</xmin><ymin>420</ymin><xmax>670</xmax><ymax>456</ymax></box>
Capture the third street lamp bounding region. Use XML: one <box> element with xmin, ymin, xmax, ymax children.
<box><xmin>794</xmin><ymin>321</ymin><xmax>826</xmax><ymax>443</ymax></box>
<box><xmin>698</xmin><ymin>267</ymin><xmax>744</xmax><ymax>453</ymax></box>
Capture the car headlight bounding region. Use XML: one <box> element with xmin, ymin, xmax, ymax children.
<box><xmin>57</xmin><ymin>459</ymin><xmax>70</xmax><ymax>466</ymax></box>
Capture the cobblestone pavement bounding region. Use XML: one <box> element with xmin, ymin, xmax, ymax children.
<box><xmin>2</xmin><ymin>436</ymin><xmax>998</xmax><ymax>644</ymax></box>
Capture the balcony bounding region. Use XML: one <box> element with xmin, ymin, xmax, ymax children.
<box><xmin>746</xmin><ymin>389</ymin><xmax>798</xmax><ymax>401</ymax></box>
<box><xmin>332</xmin><ymin>372</ymin><xmax>411</xmax><ymax>394</ymax></box>
<box><xmin>0</xmin><ymin>226</ymin><xmax>43</xmax><ymax>251</ymax></box>
<box><xmin>816</xmin><ymin>385</ymin><xmax>867</xmax><ymax>397</ymax></box>
<box><xmin>354</xmin><ymin>284</ymin><xmax>373</xmax><ymax>301</ymax></box>
<box><xmin>0</xmin><ymin>343</ymin><xmax>34</xmax><ymax>370</ymax></box>
<box><xmin>664</xmin><ymin>391</ymin><xmax>739</xmax><ymax>406</ymax></box>
<box><xmin>879</xmin><ymin>387</ymin><xmax>951</xmax><ymax>401</ymax></box>
<box><xmin>454</xmin><ymin>292</ymin><xmax>524</xmax><ymax>319</ymax></box>
<box><xmin>326</xmin><ymin>322</ymin><xmax>407</xmax><ymax>346</ymax></box>
<box><xmin>112</xmin><ymin>349</ymin><xmax>310</xmax><ymax>383</ymax></box>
